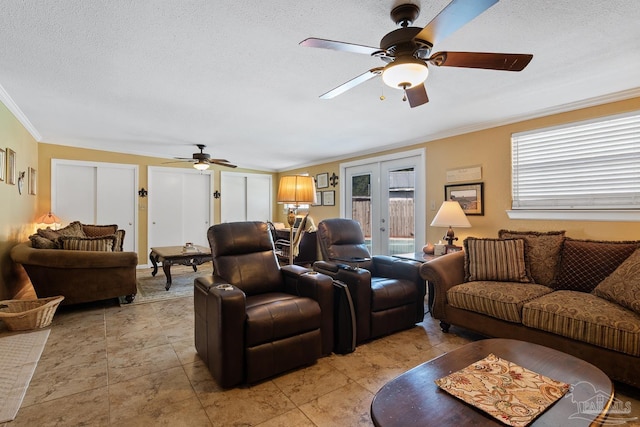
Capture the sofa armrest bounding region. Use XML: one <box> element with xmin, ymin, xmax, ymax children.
<box><xmin>282</xmin><ymin>266</ymin><xmax>334</xmax><ymax>355</ymax></box>
<box><xmin>419</xmin><ymin>251</ymin><xmax>465</xmax><ymax>319</ymax></box>
<box><xmin>194</xmin><ymin>275</ymin><xmax>246</xmax><ymax>388</ymax></box>
<box><xmin>10</xmin><ymin>242</ymin><xmax>138</xmax><ymax>269</ymax></box>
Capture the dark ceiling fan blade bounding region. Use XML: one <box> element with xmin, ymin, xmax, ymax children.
<box><xmin>320</xmin><ymin>67</ymin><xmax>383</xmax><ymax>99</ymax></box>
<box><xmin>414</xmin><ymin>0</ymin><xmax>499</xmax><ymax>45</ymax></box>
<box><xmin>210</xmin><ymin>160</ymin><xmax>237</xmax><ymax>168</ymax></box>
<box><xmin>300</xmin><ymin>38</ymin><xmax>381</xmax><ymax>56</ymax></box>
<box><xmin>429</xmin><ymin>51</ymin><xmax>533</xmax><ymax>71</ymax></box>
<box><xmin>406</xmin><ymin>84</ymin><xmax>429</xmax><ymax>108</ymax></box>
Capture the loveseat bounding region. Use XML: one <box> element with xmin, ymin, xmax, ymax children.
<box><xmin>10</xmin><ymin>221</ymin><xmax>138</xmax><ymax>305</ymax></box>
<box><xmin>420</xmin><ymin>230</ymin><xmax>640</xmax><ymax>388</ymax></box>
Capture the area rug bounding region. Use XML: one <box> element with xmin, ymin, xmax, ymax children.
<box><xmin>0</xmin><ymin>328</ymin><xmax>50</xmax><ymax>422</ymax></box>
<box><xmin>123</xmin><ymin>264</ymin><xmax>214</xmax><ymax>305</ymax></box>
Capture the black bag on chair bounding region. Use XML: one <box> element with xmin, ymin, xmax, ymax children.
<box><xmin>332</xmin><ymin>280</ymin><xmax>356</xmax><ymax>354</ymax></box>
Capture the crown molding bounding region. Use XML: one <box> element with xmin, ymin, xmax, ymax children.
<box><xmin>0</xmin><ymin>83</ymin><xmax>42</xmax><ymax>141</ymax></box>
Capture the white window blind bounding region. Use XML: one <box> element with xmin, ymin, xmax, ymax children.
<box><xmin>511</xmin><ymin>111</ymin><xmax>640</xmax><ymax>210</ymax></box>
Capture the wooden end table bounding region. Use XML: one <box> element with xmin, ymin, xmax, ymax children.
<box><xmin>149</xmin><ymin>245</ymin><xmax>212</xmax><ymax>290</ymax></box>
<box><xmin>371</xmin><ymin>338</ymin><xmax>613</xmax><ymax>426</ymax></box>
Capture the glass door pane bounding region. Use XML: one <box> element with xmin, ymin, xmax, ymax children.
<box><xmin>351</xmin><ymin>173</ymin><xmax>372</xmax><ymax>253</ymax></box>
<box><xmin>385</xmin><ymin>167</ymin><xmax>415</xmax><ymax>255</ymax></box>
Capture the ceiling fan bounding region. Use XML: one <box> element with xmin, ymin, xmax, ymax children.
<box><xmin>300</xmin><ymin>0</ymin><xmax>533</xmax><ymax>108</ymax></box>
<box><xmin>168</xmin><ymin>144</ymin><xmax>237</xmax><ymax>170</ymax></box>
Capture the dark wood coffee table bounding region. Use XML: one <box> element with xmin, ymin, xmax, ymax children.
<box><xmin>149</xmin><ymin>245</ymin><xmax>212</xmax><ymax>290</ymax></box>
<box><xmin>371</xmin><ymin>338</ymin><xmax>613</xmax><ymax>426</ymax></box>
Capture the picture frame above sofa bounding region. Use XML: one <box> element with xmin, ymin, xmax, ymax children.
<box><xmin>445</xmin><ymin>182</ymin><xmax>484</xmax><ymax>215</ymax></box>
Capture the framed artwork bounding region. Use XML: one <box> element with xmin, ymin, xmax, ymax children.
<box><xmin>322</xmin><ymin>190</ymin><xmax>335</xmax><ymax>206</ymax></box>
<box><xmin>0</xmin><ymin>148</ymin><xmax>5</xmax><ymax>181</ymax></box>
<box><xmin>28</xmin><ymin>167</ymin><xmax>37</xmax><ymax>195</ymax></box>
<box><xmin>7</xmin><ymin>148</ymin><xmax>16</xmax><ymax>185</ymax></box>
<box><xmin>313</xmin><ymin>191</ymin><xmax>322</xmax><ymax>206</ymax></box>
<box><xmin>445</xmin><ymin>182</ymin><xmax>484</xmax><ymax>215</ymax></box>
<box><xmin>316</xmin><ymin>172</ymin><xmax>329</xmax><ymax>189</ymax></box>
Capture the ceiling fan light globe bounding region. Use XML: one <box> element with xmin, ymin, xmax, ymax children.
<box><xmin>382</xmin><ymin>58</ymin><xmax>429</xmax><ymax>89</ymax></box>
<box><xmin>193</xmin><ymin>161</ymin><xmax>210</xmax><ymax>171</ymax></box>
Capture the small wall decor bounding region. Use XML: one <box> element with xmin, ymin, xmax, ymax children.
<box><xmin>316</xmin><ymin>172</ymin><xmax>329</xmax><ymax>189</ymax></box>
<box><xmin>138</xmin><ymin>187</ymin><xmax>148</xmax><ymax>197</ymax></box>
<box><xmin>17</xmin><ymin>171</ymin><xmax>25</xmax><ymax>195</ymax></box>
<box><xmin>213</xmin><ymin>190</ymin><xmax>221</xmax><ymax>199</ymax></box>
<box><xmin>329</xmin><ymin>172</ymin><xmax>339</xmax><ymax>187</ymax></box>
<box><xmin>322</xmin><ymin>190</ymin><xmax>335</xmax><ymax>206</ymax></box>
<box><xmin>314</xmin><ymin>191</ymin><xmax>322</xmax><ymax>206</ymax></box>
<box><xmin>445</xmin><ymin>182</ymin><xmax>484</xmax><ymax>215</ymax></box>
<box><xmin>28</xmin><ymin>167</ymin><xmax>37</xmax><ymax>195</ymax></box>
<box><xmin>7</xmin><ymin>148</ymin><xmax>16</xmax><ymax>185</ymax></box>
<box><xmin>0</xmin><ymin>148</ymin><xmax>5</xmax><ymax>182</ymax></box>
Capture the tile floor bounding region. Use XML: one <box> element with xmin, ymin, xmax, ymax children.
<box><xmin>3</xmin><ymin>290</ymin><xmax>640</xmax><ymax>426</ymax></box>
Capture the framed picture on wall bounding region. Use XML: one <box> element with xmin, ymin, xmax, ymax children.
<box><xmin>7</xmin><ymin>148</ymin><xmax>16</xmax><ymax>185</ymax></box>
<box><xmin>313</xmin><ymin>191</ymin><xmax>322</xmax><ymax>206</ymax></box>
<box><xmin>322</xmin><ymin>190</ymin><xmax>335</xmax><ymax>206</ymax></box>
<box><xmin>445</xmin><ymin>182</ymin><xmax>484</xmax><ymax>215</ymax></box>
<box><xmin>29</xmin><ymin>167</ymin><xmax>37</xmax><ymax>195</ymax></box>
<box><xmin>0</xmin><ymin>148</ymin><xmax>5</xmax><ymax>182</ymax></box>
<box><xmin>316</xmin><ymin>173</ymin><xmax>329</xmax><ymax>189</ymax></box>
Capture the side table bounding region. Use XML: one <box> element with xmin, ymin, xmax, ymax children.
<box><xmin>393</xmin><ymin>252</ymin><xmax>436</xmax><ymax>313</ymax></box>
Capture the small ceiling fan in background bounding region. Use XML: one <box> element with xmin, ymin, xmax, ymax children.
<box><xmin>166</xmin><ymin>144</ymin><xmax>237</xmax><ymax>170</ymax></box>
<box><xmin>300</xmin><ymin>0</ymin><xmax>533</xmax><ymax>108</ymax></box>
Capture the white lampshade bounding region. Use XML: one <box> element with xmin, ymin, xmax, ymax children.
<box><xmin>430</xmin><ymin>201</ymin><xmax>471</xmax><ymax>228</ymax></box>
<box><xmin>276</xmin><ymin>175</ymin><xmax>317</xmax><ymax>205</ymax></box>
<box><xmin>382</xmin><ymin>56</ymin><xmax>429</xmax><ymax>89</ymax></box>
<box><xmin>193</xmin><ymin>161</ymin><xmax>210</xmax><ymax>171</ymax></box>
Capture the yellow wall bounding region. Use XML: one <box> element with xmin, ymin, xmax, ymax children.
<box><xmin>0</xmin><ymin>102</ymin><xmax>39</xmax><ymax>300</ymax></box>
<box><xmin>37</xmin><ymin>144</ymin><xmax>274</xmax><ymax>264</ymax></box>
<box><xmin>283</xmin><ymin>96</ymin><xmax>640</xmax><ymax>246</ymax></box>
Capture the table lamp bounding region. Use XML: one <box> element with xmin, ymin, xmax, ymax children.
<box><xmin>276</xmin><ymin>175</ymin><xmax>317</xmax><ymax>264</ymax></box>
<box><xmin>430</xmin><ymin>201</ymin><xmax>471</xmax><ymax>246</ymax></box>
<box><xmin>35</xmin><ymin>211</ymin><xmax>62</xmax><ymax>230</ymax></box>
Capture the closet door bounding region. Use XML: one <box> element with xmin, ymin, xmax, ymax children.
<box><xmin>52</xmin><ymin>160</ymin><xmax>138</xmax><ymax>252</ymax></box>
<box><xmin>148</xmin><ymin>167</ymin><xmax>212</xmax><ymax>251</ymax></box>
<box><xmin>220</xmin><ymin>172</ymin><xmax>272</xmax><ymax>223</ymax></box>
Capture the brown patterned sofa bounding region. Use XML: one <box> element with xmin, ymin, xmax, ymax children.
<box><xmin>420</xmin><ymin>230</ymin><xmax>640</xmax><ymax>388</ymax></box>
<box><xmin>10</xmin><ymin>221</ymin><xmax>138</xmax><ymax>305</ymax></box>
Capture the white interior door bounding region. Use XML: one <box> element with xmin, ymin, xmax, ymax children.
<box><xmin>148</xmin><ymin>167</ymin><xmax>212</xmax><ymax>251</ymax></box>
<box><xmin>220</xmin><ymin>172</ymin><xmax>272</xmax><ymax>223</ymax></box>
<box><xmin>52</xmin><ymin>160</ymin><xmax>138</xmax><ymax>252</ymax></box>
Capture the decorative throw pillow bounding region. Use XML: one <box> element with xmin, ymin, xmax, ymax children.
<box><xmin>36</xmin><ymin>221</ymin><xmax>86</xmax><ymax>248</ymax></box>
<box><xmin>82</xmin><ymin>223</ymin><xmax>118</xmax><ymax>237</ymax></box>
<box><xmin>114</xmin><ymin>229</ymin><xmax>125</xmax><ymax>252</ymax></box>
<box><xmin>60</xmin><ymin>235</ymin><xmax>115</xmax><ymax>252</ymax></box>
<box><xmin>555</xmin><ymin>238</ymin><xmax>639</xmax><ymax>292</ymax></box>
<box><xmin>498</xmin><ymin>230</ymin><xmax>565</xmax><ymax>287</ymax></box>
<box><xmin>28</xmin><ymin>234</ymin><xmax>58</xmax><ymax>249</ymax></box>
<box><xmin>592</xmin><ymin>248</ymin><xmax>640</xmax><ymax>315</ymax></box>
<box><xmin>464</xmin><ymin>237</ymin><xmax>531</xmax><ymax>283</ymax></box>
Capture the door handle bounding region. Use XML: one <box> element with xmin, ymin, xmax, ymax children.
<box><xmin>380</xmin><ymin>227</ymin><xmax>386</xmax><ymax>232</ymax></box>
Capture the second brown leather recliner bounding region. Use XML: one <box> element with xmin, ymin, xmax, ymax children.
<box><xmin>194</xmin><ymin>221</ymin><xmax>334</xmax><ymax>388</ymax></box>
<box><xmin>313</xmin><ymin>218</ymin><xmax>425</xmax><ymax>344</ymax></box>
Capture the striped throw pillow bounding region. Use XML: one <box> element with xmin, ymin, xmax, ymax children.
<box><xmin>464</xmin><ymin>237</ymin><xmax>531</xmax><ymax>283</ymax></box>
<box><xmin>60</xmin><ymin>235</ymin><xmax>115</xmax><ymax>252</ymax></box>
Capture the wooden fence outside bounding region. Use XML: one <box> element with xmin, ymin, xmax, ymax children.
<box><xmin>352</xmin><ymin>199</ymin><xmax>414</xmax><ymax>238</ymax></box>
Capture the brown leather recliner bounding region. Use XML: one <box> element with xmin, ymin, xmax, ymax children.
<box><xmin>194</xmin><ymin>221</ymin><xmax>334</xmax><ymax>388</ymax></box>
<box><xmin>313</xmin><ymin>218</ymin><xmax>425</xmax><ymax>344</ymax></box>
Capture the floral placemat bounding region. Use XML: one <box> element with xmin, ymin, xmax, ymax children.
<box><xmin>435</xmin><ymin>353</ymin><xmax>570</xmax><ymax>426</ymax></box>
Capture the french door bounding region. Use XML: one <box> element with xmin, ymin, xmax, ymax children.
<box><xmin>342</xmin><ymin>150</ymin><xmax>425</xmax><ymax>255</ymax></box>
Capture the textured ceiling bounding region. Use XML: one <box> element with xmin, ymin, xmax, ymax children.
<box><xmin>1</xmin><ymin>1</ymin><xmax>640</xmax><ymax>171</ymax></box>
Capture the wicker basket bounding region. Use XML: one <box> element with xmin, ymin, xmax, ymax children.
<box><xmin>0</xmin><ymin>296</ymin><xmax>65</xmax><ymax>331</ymax></box>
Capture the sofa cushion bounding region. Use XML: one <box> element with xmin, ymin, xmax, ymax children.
<box><xmin>555</xmin><ymin>238</ymin><xmax>639</xmax><ymax>292</ymax></box>
<box><xmin>113</xmin><ymin>230</ymin><xmax>125</xmax><ymax>252</ymax></box>
<box><xmin>522</xmin><ymin>290</ymin><xmax>640</xmax><ymax>357</ymax></box>
<box><xmin>37</xmin><ymin>221</ymin><xmax>86</xmax><ymax>248</ymax></box>
<box><xmin>28</xmin><ymin>234</ymin><xmax>57</xmax><ymax>249</ymax></box>
<box><xmin>59</xmin><ymin>235</ymin><xmax>115</xmax><ymax>252</ymax></box>
<box><xmin>447</xmin><ymin>281</ymin><xmax>553</xmax><ymax>323</ymax></box>
<box><xmin>82</xmin><ymin>223</ymin><xmax>118</xmax><ymax>237</ymax></box>
<box><xmin>464</xmin><ymin>237</ymin><xmax>532</xmax><ymax>283</ymax></box>
<box><xmin>498</xmin><ymin>230</ymin><xmax>565</xmax><ymax>287</ymax></box>
<box><xmin>593</xmin><ymin>248</ymin><xmax>640</xmax><ymax>315</ymax></box>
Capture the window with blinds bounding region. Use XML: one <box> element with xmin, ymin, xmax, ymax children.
<box><xmin>511</xmin><ymin>111</ymin><xmax>640</xmax><ymax>211</ymax></box>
